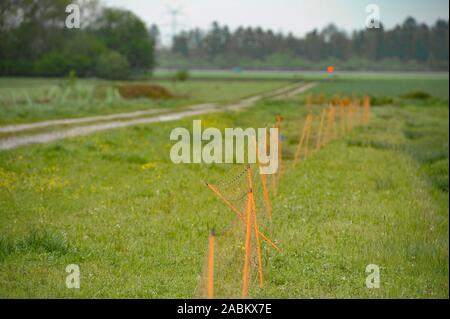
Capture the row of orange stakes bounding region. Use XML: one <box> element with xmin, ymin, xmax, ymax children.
<box><xmin>293</xmin><ymin>95</ymin><xmax>371</xmax><ymax>166</ymax></box>
<box><xmin>203</xmin><ymin>95</ymin><xmax>371</xmax><ymax>299</ymax></box>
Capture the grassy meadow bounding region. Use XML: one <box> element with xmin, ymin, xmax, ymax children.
<box><xmin>0</xmin><ymin>77</ymin><xmax>287</xmax><ymax>125</ymax></box>
<box><xmin>0</xmin><ymin>74</ymin><xmax>448</xmax><ymax>298</ymax></box>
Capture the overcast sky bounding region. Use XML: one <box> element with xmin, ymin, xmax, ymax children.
<box><xmin>102</xmin><ymin>0</ymin><xmax>449</xmax><ymax>43</ymax></box>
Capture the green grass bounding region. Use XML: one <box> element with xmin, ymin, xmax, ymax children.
<box><xmin>0</xmin><ymin>79</ymin><xmax>448</xmax><ymax>297</ymax></box>
<box><xmin>0</xmin><ymin>229</ymin><xmax>73</xmax><ymax>262</ymax></box>
<box><xmin>1</xmin><ymin>75</ymin><xmax>447</xmax><ymax>125</ymax></box>
<box><xmin>0</xmin><ymin>78</ymin><xmax>286</xmax><ymax>124</ymax></box>
<box><xmin>153</xmin><ymin>69</ymin><xmax>449</xmax><ymax>82</ymax></box>
<box><xmin>309</xmin><ymin>78</ymin><xmax>449</xmax><ymax>99</ymax></box>
<box><xmin>156</xmin><ymin>80</ymin><xmax>287</xmax><ymax>103</ymax></box>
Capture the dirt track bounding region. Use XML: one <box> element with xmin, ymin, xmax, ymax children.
<box><xmin>0</xmin><ymin>82</ymin><xmax>316</xmax><ymax>151</ymax></box>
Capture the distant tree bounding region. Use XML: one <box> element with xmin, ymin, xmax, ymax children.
<box><xmin>96</xmin><ymin>51</ymin><xmax>131</xmax><ymax>80</ymax></box>
<box><xmin>321</xmin><ymin>24</ymin><xmax>351</xmax><ymax>60</ymax></box>
<box><xmin>91</xmin><ymin>7</ymin><xmax>154</xmax><ymax>72</ymax></box>
<box><xmin>413</xmin><ymin>24</ymin><xmax>430</xmax><ymax>62</ymax></box>
<box><xmin>172</xmin><ymin>69</ymin><xmax>190</xmax><ymax>82</ymax></box>
<box><xmin>149</xmin><ymin>24</ymin><xmax>161</xmax><ymax>48</ymax></box>
<box><xmin>303</xmin><ymin>29</ymin><xmax>326</xmax><ymax>61</ymax></box>
<box><xmin>163</xmin><ymin>17</ymin><xmax>448</xmax><ymax>71</ymax></box>
<box><xmin>430</xmin><ymin>20</ymin><xmax>449</xmax><ymax>62</ymax></box>
<box><xmin>0</xmin><ymin>1</ymin><xmax>448</xmax><ymax>76</ymax></box>
<box><xmin>203</xmin><ymin>22</ymin><xmax>230</xmax><ymax>59</ymax></box>
<box><xmin>0</xmin><ymin>0</ymin><xmax>72</xmax><ymax>75</ymax></box>
<box><xmin>172</xmin><ymin>32</ymin><xmax>190</xmax><ymax>57</ymax></box>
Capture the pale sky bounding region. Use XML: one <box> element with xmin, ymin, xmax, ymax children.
<box><xmin>102</xmin><ymin>0</ymin><xmax>449</xmax><ymax>44</ymax></box>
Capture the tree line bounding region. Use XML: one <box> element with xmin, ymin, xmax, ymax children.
<box><xmin>0</xmin><ymin>0</ymin><xmax>448</xmax><ymax>77</ymax></box>
<box><xmin>0</xmin><ymin>0</ymin><xmax>155</xmax><ymax>78</ymax></box>
<box><xmin>165</xmin><ymin>18</ymin><xmax>449</xmax><ymax>71</ymax></box>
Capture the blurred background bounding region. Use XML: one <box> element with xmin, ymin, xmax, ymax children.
<box><xmin>0</xmin><ymin>0</ymin><xmax>448</xmax><ymax>79</ymax></box>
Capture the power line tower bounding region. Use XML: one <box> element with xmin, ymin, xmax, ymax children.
<box><xmin>165</xmin><ymin>4</ymin><xmax>185</xmax><ymax>45</ymax></box>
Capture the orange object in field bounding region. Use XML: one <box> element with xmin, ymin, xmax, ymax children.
<box><xmin>303</xmin><ymin>113</ymin><xmax>314</xmax><ymax>159</ymax></box>
<box><xmin>325</xmin><ymin>104</ymin><xmax>336</xmax><ymax>143</ymax></box>
<box><xmin>253</xmin><ymin>134</ymin><xmax>272</xmax><ymax>223</ymax></box>
<box><xmin>363</xmin><ymin>95</ymin><xmax>371</xmax><ymax>125</ymax></box>
<box><xmin>327</xmin><ymin>66</ymin><xmax>335</xmax><ymax>74</ymax></box>
<box><xmin>207</xmin><ymin>230</ymin><xmax>215</xmax><ymax>299</ymax></box>
<box><xmin>316</xmin><ymin>108</ymin><xmax>327</xmax><ymax>150</ymax></box>
<box><xmin>276</xmin><ymin>114</ymin><xmax>283</xmax><ymax>177</ymax></box>
<box><xmin>294</xmin><ymin>113</ymin><xmax>313</xmax><ymax>166</ymax></box>
<box><xmin>206</xmin><ymin>183</ymin><xmax>244</xmax><ymax>224</ymax></box>
<box><xmin>247</xmin><ymin>166</ymin><xmax>264</xmax><ymax>289</ymax></box>
<box><xmin>242</xmin><ymin>188</ymin><xmax>253</xmax><ymax>299</ymax></box>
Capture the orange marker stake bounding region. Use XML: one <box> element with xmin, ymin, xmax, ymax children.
<box><xmin>362</xmin><ymin>98</ymin><xmax>367</xmax><ymax>125</ymax></box>
<box><xmin>363</xmin><ymin>97</ymin><xmax>367</xmax><ymax>125</ymax></box>
<box><xmin>247</xmin><ymin>166</ymin><xmax>264</xmax><ymax>289</ymax></box>
<box><xmin>242</xmin><ymin>190</ymin><xmax>253</xmax><ymax>299</ymax></box>
<box><xmin>253</xmin><ymin>133</ymin><xmax>272</xmax><ymax>223</ymax></box>
<box><xmin>294</xmin><ymin>113</ymin><xmax>313</xmax><ymax>166</ymax></box>
<box><xmin>355</xmin><ymin>99</ymin><xmax>362</xmax><ymax>126</ymax></box>
<box><xmin>260</xmin><ymin>174</ymin><xmax>272</xmax><ymax>223</ymax></box>
<box><xmin>303</xmin><ymin>114</ymin><xmax>314</xmax><ymax>159</ymax></box>
<box><xmin>331</xmin><ymin>105</ymin><xmax>337</xmax><ymax>139</ymax></box>
<box><xmin>206</xmin><ymin>183</ymin><xmax>245</xmax><ymax>224</ymax></box>
<box><xmin>294</xmin><ymin>119</ymin><xmax>308</xmax><ymax>165</ymax></box>
<box><xmin>345</xmin><ymin>103</ymin><xmax>349</xmax><ymax>133</ymax></box>
<box><xmin>316</xmin><ymin>108</ymin><xmax>326</xmax><ymax>150</ymax></box>
<box><xmin>276</xmin><ymin>114</ymin><xmax>283</xmax><ymax>178</ymax></box>
<box><xmin>327</xmin><ymin>65</ymin><xmax>335</xmax><ymax>74</ymax></box>
<box><xmin>324</xmin><ymin>105</ymin><xmax>336</xmax><ymax>144</ymax></box>
<box><xmin>252</xmin><ymin>193</ymin><xmax>264</xmax><ymax>289</ymax></box>
<box><xmin>257</xmin><ymin>230</ymin><xmax>281</xmax><ymax>252</ymax></box>
<box><xmin>339</xmin><ymin>101</ymin><xmax>346</xmax><ymax>137</ymax></box>
<box><xmin>271</xmin><ymin>124</ymin><xmax>278</xmax><ymax>193</ymax></box>
<box><xmin>363</xmin><ymin>95</ymin><xmax>371</xmax><ymax>125</ymax></box>
<box><xmin>207</xmin><ymin>230</ymin><xmax>215</xmax><ymax>299</ymax></box>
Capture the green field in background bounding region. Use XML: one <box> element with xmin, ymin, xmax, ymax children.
<box><xmin>0</xmin><ymin>77</ymin><xmax>448</xmax><ymax>298</ymax></box>
<box><xmin>0</xmin><ymin>78</ymin><xmax>286</xmax><ymax>124</ymax></box>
